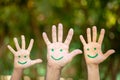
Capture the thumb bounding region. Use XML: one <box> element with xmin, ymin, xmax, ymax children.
<box><xmin>104</xmin><ymin>49</ymin><xmax>115</xmax><ymax>59</ymax></box>
<box><xmin>69</xmin><ymin>49</ymin><xmax>82</xmax><ymax>59</ymax></box>
<box><xmin>30</xmin><ymin>59</ymin><xmax>42</xmax><ymax>66</ymax></box>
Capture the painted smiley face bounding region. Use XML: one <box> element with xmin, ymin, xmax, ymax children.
<box><xmin>17</xmin><ymin>55</ymin><xmax>28</xmax><ymax>65</ymax></box>
<box><xmin>87</xmin><ymin>47</ymin><xmax>98</xmax><ymax>58</ymax></box>
<box><xmin>50</xmin><ymin>48</ymin><xmax>64</xmax><ymax>61</ymax></box>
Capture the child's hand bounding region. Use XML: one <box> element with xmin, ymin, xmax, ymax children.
<box><xmin>80</xmin><ymin>26</ymin><xmax>115</xmax><ymax>65</ymax></box>
<box><xmin>43</xmin><ymin>23</ymin><xmax>82</xmax><ymax>69</ymax></box>
<box><xmin>7</xmin><ymin>35</ymin><xmax>42</xmax><ymax>69</ymax></box>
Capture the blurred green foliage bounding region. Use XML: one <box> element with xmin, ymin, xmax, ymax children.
<box><xmin>0</xmin><ymin>0</ymin><xmax>120</xmax><ymax>80</ymax></box>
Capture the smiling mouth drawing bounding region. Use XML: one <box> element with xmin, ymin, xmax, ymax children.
<box><xmin>51</xmin><ymin>56</ymin><xmax>63</xmax><ymax>60</ymax></box>
<box><xmin>87</xmin><ymin>53</ymin><xmax>98</xmax><ymax>58</ymax></box>
<box><xmin>18</xmin><ymin>61</ymin><xmax>27</xmax><ymax>64</ymax></box>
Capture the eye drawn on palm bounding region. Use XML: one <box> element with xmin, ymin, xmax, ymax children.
<box><xmin>80</xmin><ymin>26</ymin><xmax>115</xmax><ymax>64</ymax></box>
<box><xmin>7</xmin><ymin>35</ymin><xmax>42</xmax><ymax>69</ymax></box>
<box><xmin>43</xmin><ymin>23</ymin><xmax>82</xmax><ymax>68</ymax></box>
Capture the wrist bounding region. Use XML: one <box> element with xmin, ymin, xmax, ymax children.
<box><xmin>87</xmin><ymin>64</ymin><xmax>100</xmax><ymax>80</ymax></box>
<box><xmin>45</xmin><ymin>65</ymin><xmax>62</xmax><ymax>80</ymax></box>
<box><xmin>10</xmin><ymin>68</ymin><xmax>23</xmax><ymax>80</ymax></box>
<box><xmin>47</xmin><ymin>65</ymin><xmax>62</xmax><ymax>74</ymax></box>
<box><xmin>87</xmin><ymin>64</ymin><xmax>99</xmax><ymax>70</ymax></box>
<box><xmin>14</xmin><ymin>67</ymin><xmax>24</xmax><ymax>70</ymax></box>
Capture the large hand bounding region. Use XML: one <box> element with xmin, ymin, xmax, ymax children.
<box><xmin>7</xmin><ymin>35</ymin><xmax>42</xmax><ymax>69</ymax></box>
<box><xmin>43</xmin><ymin>23</ymin><xmax>82</xmax><ymax>69</ymax></box>
<box><xmin>80</xmin><ymin>26</ymin><xmax>115</xmax><ymax>64</ymax></box>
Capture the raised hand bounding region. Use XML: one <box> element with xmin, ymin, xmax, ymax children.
<box><xmin>43</xmin><ymin>23</ymin><xmax>82</xmax><ymax>69</ymax></box>
<box><xmin>7</xmin><ymin>35</ymin><xmax>42</xmax><ymax>69</ymax></box>
<box><xmin>80</xmin><ymin>26</ymin><xmax>115</xmax><ymax>64</ymax></box>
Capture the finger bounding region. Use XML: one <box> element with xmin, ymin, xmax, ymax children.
<box><xmin>42</xmin><ymin>32</ymin><xmax>51</xmax><ymax>45</ymax></box>
<box><xmin>64</xmin><ymin>28</ymin><xmax>74</xmax><ymax>45</ymax></box>
<box><xmin>30</xmin><ymin>59</ymin><xmax>42</xmax><ymax>66</ymax></box>
<box><xmin>58</xmin><ymin>23</ymin><xmax>63</xmax><ymax>42</ymax></box>
<box><xmin>104</xmin><ymin>49</ymin><xmax>115</xmax><ymax>60</ymax></box>
<box><xmin>79</xmin><ymin>35</ymin><xmax>87</xmax><ymax>45</ymax></box>
<box><xmin>98</xmin><ymin>29</ymin><xmax>105</xmax><ymax>44</ymax></box>
<box><xmin>69</xmin><ymin>49</ymin><xmax>82</xmax><ymax>59</ymax></box>
<box><xmin>87</xmin><ymin>28</ymin><xmax>91</xmax><ymax>43</ymax></box>
<box><xmin>27</xmin><ymin>39</ymin><xmax>34</xmax><ymax>52</ymax></box>
<box><xmin>52</xmin><ymin>25</ymin><xmax>57</xmax><ymax>42</ymax></box>
<box><xmin>7</xmin><ymin>45</ymin><xmax>16</xmax><ymax>54</ymax></box>
<box><xmin>14</xmin><ymin>37</ymin><xmax>21</xmax><ymax>50</ymax></box>
<box><xmin>21</xmin><ymin>35</ymin><xmax>26</xmax><ymax>49</ymax></box>
<box><xmin>92</xmin><ymin>26</ymin><xmax>97</xmax><ymax>42</ymax></box>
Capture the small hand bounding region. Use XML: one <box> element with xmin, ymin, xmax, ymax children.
<box><xmin>80</xmin><ymin>26</ymin><xmax>115</xmax><ymax>64</ymax></box>
<box><xmin>7</xmin><ymin>35</ymin><xmax>42</xmax><ymax>69</ymax></box>
<box><xmin>43</xmin><ymin>23</ymin><xmax>82</xmax><ymax>69</ymax></box>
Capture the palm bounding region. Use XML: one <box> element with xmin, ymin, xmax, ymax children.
<box><xmin>43</xmin><ymin>23</ymin><xmax>82</xmax><ymax>69</ymax></box>
<box><xmin>7</xmin><ymin>35</ymin><xmax>42</xmax><ymax>69</ymax></box>
<box><xmin>80</xmin><ymin>26</ymin><xmax>115</xmax><ymax>64</ymax></box>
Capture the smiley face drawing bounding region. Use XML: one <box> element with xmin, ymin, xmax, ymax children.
<box><xmin>80</xmin><ymin>26</ymin><xmax>115</xmax><ymax>64</ymax></box>
<box><xmin>87</xmin><ymin>48</ymin><xmax>98</xmax><ymax>58</ymax></box>
<box><xmin>15</xmin><ymin>50</ymin><xmax>29</xmax><ymax>66</ymax></box>
<box><xmin>17</xmin><ymin>56</ymin><xmax>27</xmax><ymax>65</ymax></box>
<box><xmin>51</xmin><ymin>47</ymin><xmax>64</xmax><ymax>61</ymax></box>
<box><xmin>85</xmin><ymin>43</ymin><xmax>100</xmax><ymax>59</ymax></box>
<box><xmin>43</xmin><ymin>23</ymin><xmax>82</xmax><ymax>68</ymax></box>
<box><xmin>46</xmin><ymin>40</ymin><xmax>72</xmax><ymax>67</ymax></box>
<box><xmin>8</xmin><ymin>35</ymin><xmax>42</xmax><ymax>68</ymax></box>
<box><xmin>48</xmin><ymin>43</ymin><xmax>68</xmax><ymax>62</ymax></box>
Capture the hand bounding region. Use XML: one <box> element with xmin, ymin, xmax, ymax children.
<box><xmin>80</xmin><ymin>26</ymin><xmax>115</xmax><ymax>65</ymax></box>
<box><xmin>7</xmin><ymin>35</ymin><xmax>42</xmax><ymax>69</ymax></box>
<box><xmin>43</xmin><ymin>23</ymin><xmax>82</xmax><ymax>69</ymax></box>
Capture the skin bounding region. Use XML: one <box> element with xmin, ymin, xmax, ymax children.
<box><xmin>7</xmin><ymin>35</ymin><xmax>42</xmax><ymax>80</ymax></box>
<box><xmin>42</xmin><ymin>23</ymin><xmax>82</xmax><ymax>80</ymax></box>
<box><xmin>79</xmin><ymin>26</ymin><xmax>115</xmax><ymax>80</ymax></box>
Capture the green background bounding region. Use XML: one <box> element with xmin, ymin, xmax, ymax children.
<box><xmin>0</xmin><ymin>0</ymin><xmax>120</xmax><ymax>80</ymax></box>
